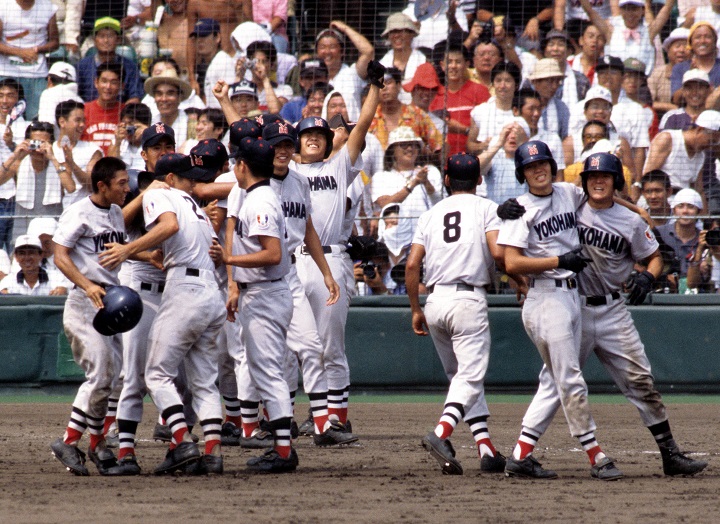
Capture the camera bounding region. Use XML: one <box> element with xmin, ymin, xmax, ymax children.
<box><xmin>706</xmin><ymin>230</ymin><xmax>720</xmax><ymax>246</ymax></box>
<box><xmin>28</xmin><ymin>139</ymin><xmax>42</xmax><ymax>151</ymax></box>
<box><xmin>246</xmin><ymin>58</ymin><xmax>258</xmax><ymax>71</ymax></box>
<box><xmin>126</xmin><ymin>125</ymin><xmax>137</xmax><ymax>137</ymax></box>
<box><xmin>362</xmin><ymin>262</ymin><xmax>378</xmax><ymax>278</ymax></box>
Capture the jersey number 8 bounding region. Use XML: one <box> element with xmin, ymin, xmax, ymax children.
<box><xmin>443</xmin><ymin>211</ymin><xmax>461</xmax><ymax>243</ymax></box>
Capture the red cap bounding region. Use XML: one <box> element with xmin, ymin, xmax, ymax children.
<box><xmin>402</xmin><ymin>63</ymin><xmax>442</xmax><ymax>92</ymax></box>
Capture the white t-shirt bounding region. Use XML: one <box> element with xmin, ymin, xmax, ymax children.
<box><xmin>0</xmin><ymin>267</ymin><xmax>65</xmax><ymax>295</ymax></box>
<box><xmin>470</xmin><ymin>98</ymin><xmax>515</xmax><ymax>143</ymax></box>
<box><xmin>0</xmin><ymin>0</ymin><xmax>57</xmax><ymax>78</ymax></box>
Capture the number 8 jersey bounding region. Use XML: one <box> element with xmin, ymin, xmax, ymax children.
<box><xmin>412</xmin><ymin>193</ymin><xmax>501</xmax><ymax>288</ymax></box>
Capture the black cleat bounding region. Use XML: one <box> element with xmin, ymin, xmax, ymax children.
<box><xmin>220</xmin><ymin>422</ymin><xmax>242</xmax><ymax>446</ymax></box>
<box><xmin>313</xmin><ymin>420</ymin><xmax>359</xmax><ymax>446</ymax></box>
<box><xmin>114</xmin><ymin>454</ymin><xmax>142</xmax><ymax>476</ymax></box>
<box><xmin>184</xmin><ymin>454</ymin><xmax>224</xmax><ymax>475</ymax></box>
<box><xmin>661</xmin><ymin>446</ymin><xmax>708</xmax><ymax>476</ymax></box>
<box><xmin>153</xmin><ymin>423</ymin><xmax>172</xmax><ymax>443</ymax></box>
<box><xmin>247</xmin><ymin>448</ymin><xmax>298</xmax><ymax>473</ymax></box>
<box><xmin>240</xmin><ymin>430</ymin><xmax>274</xmax><ymax>449</ymax></box>
<box><xmin>421</xmin><ymin>432</ymin><xmax>463</xmax><ymax>475</ymax></box>
<box><xmin>590</xmin><ymin>457</ymin><xmax>624</xmax><ymax>481</ymax></box>
<box><xmin>50</xmin><ymin>438</ymin><xmax>89</xmax><ymax>476</ymax></box>
<box><xmin>504</xmin><ymin>455</ymin><xmax>558</xmax><ymax>479</ymax></box>
<box><xmin>480</xmin><ymin>451</ymin><xmax>507</xmax><ymax>473</ymax></box>
<box><xmin>154</xmin><ymin>442</ymin><xmax>201</xmax><ymax>475</ymax></box>
<box><xmin>88</xmin><ymin>446</ymin><xmax>126</xmax><ymax>476</ymax></box>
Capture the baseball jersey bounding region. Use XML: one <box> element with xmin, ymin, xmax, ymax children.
<box><xmin>576</xmin><ymin>202</ymin><xmax>659</xmax><ymax>296</ymax></box>
<box><xmin>53</xmin><ymin>196</ymin><xmax>127</xmax><ymax>286</ymax></box>
<box><xmin>231</xmin><ymin>180</ymin><xmax>290</xmax><ymax>283</ymax></box>
<box><xmin>142</xmin><ymin>187</ymin><xmax>215</xmax><ymax>271</ymax></box>
<box><xmin>270</xmin><ymin>169</ymin><xmax>313</xmax><ymax>253</ymax></box>
<box><xmin>497</xmin><ymin>182</ymin><xmax>586</xmax><ymax>280</ymax></box>
<box><xmin>126</xmin><ymin>223</ymin><xmax>166</xmax><ymax>284</ymax></box>
<box><xmin>290</xmin><ymin>145</ymin><xmax>362</xmax><ymax>245</ymax></box>
<box><xmin>413</xmin><ymin>193</ymin><xmax>500</xmax><ymax>288</ymax></box>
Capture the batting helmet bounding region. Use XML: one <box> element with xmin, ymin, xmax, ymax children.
<box><xmin>297</xmin><ymin>116</ymin><xmax>334</xmax><ymax>159</ymax></box>
<box><xmin>514</xmin><ymin>140</ymin><xmax>557</xmax><ymax>184</ymax></box>
<box><xmin>580</xmin><ymin>152</ymin><xmax>625</xmax><ymax>193</ymax></box>
<box><xmin>93</xmin><ymin>285</ymin><xmax>144</xmax><ymax>336</ymax></box>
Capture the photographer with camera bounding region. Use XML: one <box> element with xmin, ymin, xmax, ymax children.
<box><xmin>686</xmin><ymin>219</ymin><xmax>720</xmax><ymax>293</ymax></box>
<box><xmin>350</xmin><ymin>237</ymin><xmax>395</xmax><ymax>296</ymax></box>
<box><xmin>107</xmin><ymin>103</ymin><xmax>153</xmax><ymax>171</ymax></box>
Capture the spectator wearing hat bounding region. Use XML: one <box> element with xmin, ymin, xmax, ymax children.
<box><xmin>655</xmin><ymin>187</ymin><xmax>703</xmax><ymax>281</ymax></box>
<box><xmin>76</xmin><ymin>17</ymin><xmax>144</xmax><ymax>105</ymax></box>
<box><xmin>645</xmin><ymin>109</ymin><xmax>720</xmax><ymax>205</ymax></box>
<box><xmin>107</xmin><ymin>102</ymin><xmax>153</xmax><ymax>171</ymax></box>
<box><xmin>280</xmin><ymin>60</ymin><xmax>329</xmax><ymax>123</ymax></box>
<box><xmin>370</xmin><ymin>67</ymin><xmax>442</xmax><ymax>158</ymax></box>
<box><xmin>661</xmin><ymin>69</ymin><xmax>712</xmax><ymax>131</ymax></box>
<box><xmin>187</xmin><ymin>18</ymin><xmax>221</xmax><ymax>96</ymax></box>
<box><xmin>228</xmin><ymin>80</ymin><xmax>260</xmax><ymax>120</ymax></box>
<box><xmin>379</xmin><ymin>13</ymin><xmax>425</xmax><ymax>106</ymax></box>
<box><xmin>468</xmin><ymin>61</ymin><xmax>521</xmax><ymax>155</ymax></box>
<box><xmin>145</xmin><ymin>67</ymin><xmax>193</xmax><ymax>145</ymax></box>
<box><xmin>568</xmin><ymin>23</ymin><xmax>607</xmax><ymax>86</ymax></box>
<box><xmin>141</xmin><ymin>57</ymin><xmax>206</xmax><ymax>118</ymax></box>
<box><xmin>622</xmin><ymin>57</ymin><xmax>659</xmax><ymax>139</ymax></box>
<box><xmin>526</xmin><ymin>58</ymin><xmax>570</xmax><ymax>140</ymax></box>
<box><xmin>403</xmin><ymin>62</ymin><xmax>444</xmax><ymax>133</ymax></box>
<box><xmin>579</xmin><ymin>0</ymin><xmax>675</xmax><ymax>77</ymax></box>
<box><xmin>648</xmin><ymin>28</ymin><xmax>690</xmax><ymax>118</ymax></box>
<box><xmin>0</xmin><ymin>0</ymin><xmax>59</xmax><ymax>121</ymax></box>
<box><xmin>81</xmin><ymin>62</ymin><xmax>124</xmax><ymax>155</ymax></box>
<box><xmin>542</xmin><ymin>29</ymin><xmax>590</xmax><ymax>108</ymax></box>
<box><xmin>429</xmin><ymin>44</ymin><xmax>490</xmax><ymax>157</ymax></box>
<box><xmin>0</xmin><ymin>234</ymin><xmax>67</xmax><ymax>295</ymax></box>
<box><xmin>38</xmin><ymin>61</ymin><xmax>84</xmax><ymax>133</ymax></box>
<box><xmin>314</xmin><ymin>21</ymin><xmax>375</xmax><ymax>121</ymax></box>
<box><xmin>671</xmin><ymin>22</ymin><xmax>720</xmax><ymax>103</ymax></box>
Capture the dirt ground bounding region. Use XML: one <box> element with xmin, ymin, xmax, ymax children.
<box><xmin>1</xmin><ymin>400</ymin><xmax>718</xmax><ymax>523</ymax></box>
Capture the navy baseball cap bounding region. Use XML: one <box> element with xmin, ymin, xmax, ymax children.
<box><xmin>190</xmin><ymin>18</ymin><xmax>220</xmax><ymax>37</ymax></box>
<box><xmin>254</xmin><ymin>113</ymin><xmax>284</xmax><ymax>129</ymax></box>
<box><xmin>188</xmin><ymin>139</ymin><xmax>229</xmax><ymax>182</ymax></box>
<box><xmin>262</xmin><ymin>121</ymin><xmax>298</xmax><ymax>147</ymax></box>
<box><xmin>299</xmin><ymin>59</ymin><xmax>329</xmax><ymax>78</ymax></box>
<box><xmin>447</xmin><ymin>153</ymin><xmax>480</xmax><ymax>181</ymax></box>
<box><xmin>228</xmin><ymin>80</ymin><xmax>258</xmax><ymax>99</ymax></box>
<box><xmin>229</xmin><ymin>118</ymin><xmax>262</xmax><ymax>146</ymax></box>
<box><xmin>232</xmin><ymin>137</ymin><xmax>275</xmax><ymax>168</ymax></box>
<box><xmin>141</xmin><ymin>122</ymin><xmax>175</xmax><ymax>149</ymax></box>
<box><xmin>596</xmin><ymin>55</ymin><xmax>625</xmax><ymax>72</ymax></box>
<box><xmin>155</xmin><ymin>153</ymin><xmax>208</xmax><ymax>181</ymax></box>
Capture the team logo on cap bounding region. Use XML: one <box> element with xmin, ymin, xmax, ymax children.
<box><xmin>590</xmin><ymin>155</ymin><xmax>600</xmax><ymax>167</ymax></box>
<box><xmin>278</xmin><ymin>123</ymin><xmax>289</xmax><ymax>134</ymax></box>
<box><xmin>527</xmin><ymin>144</ymin><xmax>538</xmax><ymax>156</ymax></box>
<box><xmin>191</xmin><ymin>154</ymin><xmax>203</xmax><ymax>166</ymax></box>
<box><xmin>255</xmin><ymin>115</ymin><xmax>264</xmax><ymax>126</ymax></box>
<box><xmin>155</xmin><ymin>123</ymin><xmax>166</xmax><ymax>134</ymax></box>
<box><xmin>314</xmin><ymin>118</ymin><xmax>324</xmax><ymax>127</ymax></box>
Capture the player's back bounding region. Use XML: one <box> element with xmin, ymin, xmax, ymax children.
<box><xmin>415</xmin><ymin>193</ymin><xmax>499</xmax><ymax>288</ymax></box>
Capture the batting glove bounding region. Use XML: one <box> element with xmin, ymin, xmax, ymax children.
<box><xmin>497</xmin><ymin>198</ymin><xmax>526</xmax><ymax>220</ymax></box>
<box><xmin>557</xmin><ymin>248</ymin><xmax>592</xmax><ymax>273</ymax></box>
<box><xmin>366</xmin><ymin>60</ymin><xmax>386</xmax><ymax>89</ymax></box>
<box><xmin>626</xmin><ymin>270</ymin><xmax>655</xmax><ymax>305</ymax></box>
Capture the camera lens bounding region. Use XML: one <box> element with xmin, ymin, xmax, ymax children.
<box><xmin>126</xmin><ymin>125</ymin><xmax>136</xmax><ymax>136</ymax></box>
<box><xmin>362</xmin><ymin>263</ymin><xmax>377</xmax><ymax>278</ymax></box>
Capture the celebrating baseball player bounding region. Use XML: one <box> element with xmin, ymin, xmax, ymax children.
<box><xmin>497</xmin><ymin>140</ymin><xmax>623</xmax><ymax>480</ymax></box>
<box><xmin>288</xmin><ymin>59</ymin><xmax>384</xmax><ymax>429</ymax></box>
<box><xmin>407</xmin><ymin>153</ymin><xmax>525</xmax><ymax>475</ymax></box>
<box><xmin>511</xmin><ymin>152</ymin><xmax>708</xmax><ymax>477</ymax></box>
<box><xmin>50</xmin><ymin>157</ymin><xmax>133</xmax><ymax>476</ymax></box>
<box><xmin>100</xmin><ymin>152</ymin><xmax>227</xmax><ymax>475</ymax></box>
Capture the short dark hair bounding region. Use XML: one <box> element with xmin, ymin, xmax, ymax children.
<box><xmin>385</xmin><ymin>67</ymin><xmax>403</xmax><ymax>84</ymax></box>
<box><xmin>96</xmin><ymin>61</ymin><xmax>123</xmax><ymax>80</ymax></box>
<box><xmin>306</xmin><ymin>81</ymin><xmax>333</xmax><ymax>100</ymax></box>
<box><xmin>120</xmin><ymin>102</ymin><xmax>152</xmax><ymax>126</ymax></box>
<box><xmin>512</xmin><ymin>88</ymin><xmax>541</xmax><ymax>111</ymax></box>
<box><xmin>582</xmin><ymin>119</ymin><xmax>609</xmax><ymax>137</ymax></box>
<box><xmin>247</xmin><ymin>40</ymin><xmax>277</xmax><ymax>66</ymax></box>
<box><xmin>0</xmin><ymin>78</ymin><xmax>23</xmax><ymax>100</ymax></box>
<box><xmin>490</xmin><ymin>61</ymin><xmax>521</xmax><ymax>88</ymax></box>
<box><xmin>200</xmin><ymin>108</ymin><xmax>229</xmax><ymax>136</ymax></box>
<box><xmin>148</xmin><ymin>57</ymin><xmax>180</xmax><ymax>76</ymax></box>
<box><xmin>448</xmin><ymin>177</ymin><xmax>478</xmax><ymax>192</ymax></box>
<box><xmin>641</xmin><ymin>170</ymin><xmax>671</xmax><ymax>190</ymax></box>
<box><xmin>25</xmin><ymin>121</ymin><xmax>55</xmax><ymax>141</ymax></box>
<box><xmin>92</xmin><ymin>156</ymin><xmax>127</xmax><ymax>193</ymax></box>
<box><xmin>474</xmin><ymin>39</ymin><xmax>505</xmax><ymax>62</ymax></box>
<box><xmin>55</xmin><ymin>99</ymin><xmax>85</xmax><ymax>125</ymax></box>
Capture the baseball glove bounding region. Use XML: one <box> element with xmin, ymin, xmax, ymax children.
<box><xmin>366</xmin><ymin>60</ymin><xmax>387</xmax><ymax>89</ymax></box>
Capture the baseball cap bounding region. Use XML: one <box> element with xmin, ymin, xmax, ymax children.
<box><xmin>94</xmin><ymin>17</ymin><xmax>121</xmax><ymax>34</ymax></box>
<box><xmin>672</xmin><ymin>188</ymin><xmax>703</xmax><ymax>210</ymax></box>
<box><xmin>154</xmin><ymin>153</ymin><xmax>206</xmax><ymax>180</ymax></box>
<box><xmin>232</xmin><ymin>137</ymin><xmax>275</xmax><ymax>168</ymax></box>
<box><xmin>188</xmin><ymin>139</ymin><xmax>229</xmax><ymax>182</ymax></box>
<box><xmin>14</xmin><ymin>234</ymin><xmax>42</xmax><ymax>250</ymax></box>
<box><xmin>228</xmin><ymin>80</ymin><xmax>258</xmax><ymax>100</ymax></box>
<box><xmin>140</xmin><ymin>122</ymin><xmax>176</xmax><ymax>149</ymax></box>
<box><xmin>262</xmin><ymin>121</ymin><xmax>298</xmax><ymax>146</ymax></box>
<box><xmin>682</xmin><ymin>68</ymin><xmax>710</xmax><ymax>86</ymax></box>
<box><xmin>447</xmin><ymin>153</ymin><xmax>480</xmax><ymax>181</ymax></box>
<box><xmin>663</xmin><ymin>27</ymin><xmax>690</xmax><ymax>52</ymax></box>
<box><xmin>528</xmin><ymin>58</ymin><xmax>565</xmax><ymax>80</ymax></box>
<box><xmin>623</xmin><ymin>58</ymin><xmax>646</xmax><ymax>75</ymax></box>
<box><xmin>619</xmin><ymin>0</ymin><xmax>644</xmax><ymax>6</ymax></box>
<box><xmin>27</xmin><ymin>217</ymin><xmax>58</xmax><ymax>238</ymax></box>
<box><xmin>48</xmin><ymin>61</ymin><xmax>76</xmax><ymax>82</ymax></box>
<box><xmin>229</xmin><ymin>118</ymin><xmax>261</xmax><ymax>146</ymax></box>
<box><xmin>541</xmin><ymin>29</ymin><xmax>571</xmax><ymax>49</ymax></box>
<box><xmin>596</xmin><ymin>55</ymin><xmax>624</xmax><ymax>72</ymax></box>
<box><xmin>402</xmin><ymin>62</ymin><xmax>441</xmax><ymax>92</ymax></box>
<box><xmin>254</xmin><ymin>113</ymin><xmax>284</xmax><ymax>129</ymax></box>
<box><xmin>695</xmin><ymin>110</ymin><xmax>720</xmax><ymax>131</ymax></box>
<box><xmin>190</xmin><ymin>18</ymin><xmax>220</xmax><ymax>37</ymax></box>
<box><xmin>583</xmin><ymin>85</ymin><xmax>613</xmax><ymax>107</ymax></box>
<box><xmin>299</xmin><ymin>59</ymin><xmax>329</xmax><ymax>78</ymax></box>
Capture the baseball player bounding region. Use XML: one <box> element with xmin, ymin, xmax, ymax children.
<box><xmin>407</xmin><ymin>153</ymin><xmax>524</xmax><ymax>475</ymax></box>
<box><xmin>50</xmin><ymin>157</ymin><xmax>132</xmax><ymax>476</ymax></box>
<box><xmin>513</xmin><ymin>152</ymin><xmax>707</xmax><ymax>477</ymax></box>
<box><xmin>289</xmin><ymin>60</ymin><xmax>384</xmax><ymax>428</ymax></box>
<box><xmin>100</xmin><ymin>152</ymin><xmax>227</xmax><ymax>475</ymax></box>
<box><xmin>213</xmin><ymin>137</ymin><xmax>297</xmax><ymax>472</ymax></box>
<box><xmin>497</xmin><ymin>140</ymin><xmax>623</xmax><ymax>480</ymax></box>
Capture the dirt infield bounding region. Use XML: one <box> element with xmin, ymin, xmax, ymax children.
<box><xmin>2</xmin><ymin>399</ymin><xmax>718</xmax><ymax>523</ymax></box>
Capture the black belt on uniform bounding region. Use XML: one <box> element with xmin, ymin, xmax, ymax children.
<box><xmin>290</xmin><ymin>253</ymin><xmax>296</xmax><ymax>264</ymax></box>
<box><xmin>73</xmin><ymin>280</ymin><xmax>107</xmax><ymax>290</ymax></box>
<box><xmin>238</xmin><ymin>278</ymin><xmax>282</xmax><ymax>289</ymax></box>
<box><xmin>140</xmin><ymin>282</ymin><xmax>165</xmax><ymax>293</ymax></box>
<box><xmin>426</xmin><ymin>282</ymin><xmax>475</xmax><ymax>294</ymax></box>
<box><xmin>529</xmin><ymin>277</ymin><xmax>577</xmax><ymax>289</ymax></box>
<box><xmin>583</xmin><ymin>291</ymin><xmax>621</xmax><ymax>306</ymax></box>
<box><xmin>300</xmin><ymin>245</ymin><xmax>332</xmax><ymax>255</ymax></box>
<box><xmin>185</xmin><ymin>268</ymin><xmax>200</xmax><ymax>277</ymax></box>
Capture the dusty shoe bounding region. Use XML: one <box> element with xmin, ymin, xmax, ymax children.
<box><xmin>105</xmin><ymin>428</ymin><xmax>119</xmax><ymax>448</ymax></box>
<box><xmin>50</xmin><ymin>438</ymin><xmax>88</xmax><ymax>476</ymax></box>
<box><xmin>313</xmin><ymin>420</ymin><xmax>359</xmax><ymax>446</ymax></box>
<box><xmin>115</xmin><ymin>454</ymin><xmax>142</xmax><ymax>476</ymax></box>
<box><xmin>247</xmin><ymin>448</ymin><xmax>299</xmax><ymax>473</ymax></box>
<box><xmin>661</xmin><ymin>444</ymin><xmax>708</xmax><ymax>476</ymax></box>
<box><xmin>480</xmin><ymin>451</ymin><xmax>507</xmax><ymax>473</ymax></box>
<box><xmin>421</xmin><ymin>432</ymin><xmax>463</xmax><ymax>475</ymax></box>
<box><xmin>297</xmin><ymin>408</ymin><xmax>314</xmax><ymax>437</ymax></box>
<box><xmin>220</xmin><ymin>422</ymin><xmax>242</xmax><ymax>446</ymax></box>
<box><xmin>88</xmin><ymin>446</ymin><xmax>125</xmax><ymax>476</ymax></box>
<box><xmin>184</xmin><ymin>454</ymin><xmax>224</xmax><ymax>475</ymax></box>
<box><xmin>154</xmin><ymin>442</ymin><xmax>201</xmax><ymax>475</ymax></box>
<box><xmin>590</xmin><ymin>457</ymin><xmax>624</xmax><ymax>481</ymax></box>
<box><xmin>505</xmin><ymin>455</ymin><xmax>557</xmax><ymax>479</ymax></box>
<box><xmin>153</xmin><ymin>423</ymin><xmax>172</xmax><ymax>443</ymax></box>
<box><xmin>240</xmin><ymin>429</ymin><xmax>274</xmax><ymax>449</ymax></box>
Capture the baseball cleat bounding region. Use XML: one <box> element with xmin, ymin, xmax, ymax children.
<box><xmin>421</xmin><ymin>432</ymin><xmax>463</xmax><ymax>475</ymax></box>
<box><xmin>240</xmin><ymin>429</ymin><xmax>274</xmax><ymax>449</ymax></box>
<box><xmin>153</xmin><ymin>441</ymin><xmax>201</xmax><ymax>475</ymax></box>
<box><xmin>297</xmin><ymin>408</ymin><xmax>314</xmax><ymax>437</ymax></box>
<box><xmin>480</xmin><ymin>451</ymin><xmax>507</xmax><ymax>473</ymax></box>
<box><xmin>114</xmin><ymin>455</ymin><xmax>142</xmax><ymax>476</ymax></box>
<box><xmin>313</xmin><ymin>421</ymin><xmax>359</xmax><ymax>446</ymax></box>
<box><xmin>152</xmin><ymin>423</ymin><xmax>172</xmax><ymax>443</ymax></box>
<box><xmin>661</xmin><ymin>447</ymin><xmax>708</xmax><ymax>476</ymax></box>
<box><xmin>590</xmin><ymin>457</ymin><xmax>624</xmax><ymax>481</ymax></box>
<box><xmin>104</xmin><ymin>428</ymin><xmax>119</xmax><ymax>449</ymax></box>
<box><xmin>50</xmin><ymin>438</ymin><xmax>89</xmax><ymax>476</ymax></box>
<box><xmin>504</xmin><ymin>455</ymin><xmax>558</xmax><ymax>479</ymax></box>
<box><xmin>247</xmin><ymin>448</ymin><xmax>299</xmax><ymax>473</ymax></box>
<box><xmin>220</xmin><ymin>422</ymin><xmax>242</xmax><ymax>446</ymax></box>
<box><xmin>183</xmin><ymin>454</ymin><xmax>224</xmax><ymax>475</ymax></box>
<box><xmin>88</xmin><ymin>446</ymin><xmax>125</xmax><ymax>476</ymax></box>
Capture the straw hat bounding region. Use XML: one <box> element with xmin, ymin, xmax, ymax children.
<box><xmin>144</xmin><ymin>68</ymin><xmax>192</xmax><ymax>101</ymax></box>
<box><xmin>382</xmin><ymin>13</ymin><xmax>419</xmax><ymax>38</ymax></box>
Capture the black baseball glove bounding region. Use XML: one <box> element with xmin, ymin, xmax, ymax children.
<box><xmin>626</xmin><ymin>270</ymin><xmax>655</xmax><ymax>305</ymax></box>
<box><xmin>557</xmin><ymin>248</ymin><xmax>592</xmax><ymax>273</ymax></box>
<box><xmin>366</xmin><ymin>60</ymin><xmax>386</xmax><ymax>89</ymax></box>
<box><xmin>497</xmin><ymin>198</ymin><xmax>526</xmax><ymax>220</ymax></box>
